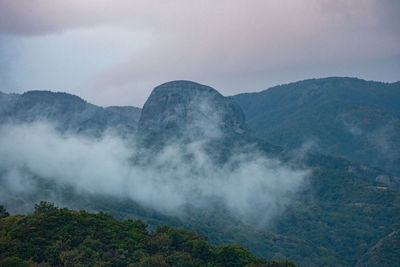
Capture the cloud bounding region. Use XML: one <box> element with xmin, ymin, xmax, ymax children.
<box><xmin>366</xmin><ymin>121</ymin><xmax>400</xmax><ymax>158</ymax></box>
<box><xmin>0</xmin><ymin>121</ymin><xmax>309</xmax><ymax>223</ymax></box>
<box><xmin>343</xmin><ymin>121</ymin><xmax>363</xmax><ymax>136</ymax></box>
<box><xmin>0</xmin><ymin>0</ymin><xmax>399</xmax><ymax>106</ymax></box>
<box><xmin>0</xmin><ymin>37</ymin><xmax>18</xmax><ymax>89</ymax></box>
<box><xmin>0</xmin><ymin>0</ymin><xmax>117</xmax><ymax>35</ymax></box>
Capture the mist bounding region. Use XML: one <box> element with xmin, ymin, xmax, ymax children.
<box><xmin>0</xmin><ymin>121</ymin><xmax>309</xmax><ymax>223</ymax></box>
<box><xmin>343</xmin><ymin>119</ymin><xmax>400</xmax><ymax>158</ymax></box>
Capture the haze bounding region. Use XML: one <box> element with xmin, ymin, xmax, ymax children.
<box><xmin>0</xmin><ymin>121</ymin><xmax>309</xmax><ymax>223</ymax></box>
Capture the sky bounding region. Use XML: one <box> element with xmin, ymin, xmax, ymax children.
<box><xmin>0</xmin><ymin>0</ymin><xmax>399</xmax><ymax>107</ymax></box>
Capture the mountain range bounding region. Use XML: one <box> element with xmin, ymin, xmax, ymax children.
<box><xmin>0</xmin><ymin>77</ymin><xmax>399</xmax><ymax>266</ymax></box>
<box><xmin>0</xmin><ymin>90</ymin><xmax>141</xmax><ymax>136</ymax></box>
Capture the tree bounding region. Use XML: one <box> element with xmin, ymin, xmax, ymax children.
<box><xmin>34</xmin><ymin>201</ymin><xmax>58</xmax><ymax>214</ymax></box>
<box><xmin>0</xmin><ymin>205</ymin><xmax>9</xmax><ymax>218</ymax></box>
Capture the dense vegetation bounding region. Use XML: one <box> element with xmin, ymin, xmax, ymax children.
<box><xmin>356</xmin><ymin>228</ymin><xmax>400</xmax><ymax>266</ymax></box>
<box><xmin>2</xmin><ymin>136</ymin><xmax>399</xmax><ymax>266</ymax></box>
<box><xmin>233</xmin><ymin>77</ymin><xmax>400</xmax><ymax>176</ymax></box>
<box><xmin>1</xmin><ymin>78</ymin><xmax>400</xmax><ymax>266</ymax></box>
<box><xmin>0</xmin><ymin>202</ymin><xmax>295</xmax><ymax>267</ymax></box>
<box><xmin>0</xmin><ymin>90</ymin><xmax>141</xmax><ymax>136</ymax></box>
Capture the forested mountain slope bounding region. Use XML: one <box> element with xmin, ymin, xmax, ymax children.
<box><xmin>1</xmin><ymin>80</ymin><xmax>399</xmax><ymax>266</ymax></box>
<box><xmin>356</xmin><ymin>227</ymin><xmax>400</xmax><ymax>267</ymax></box>
<box><xmin>232</xmin><ymin>77</ymin><xmax>400</xmax><ymax>176</ymax></box>
<box><xmin>0</xmin><ymin>90</ymin><xmax>141</xmax><ymax>136</ymax></box>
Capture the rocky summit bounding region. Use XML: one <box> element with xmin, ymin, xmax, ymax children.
<box><xmin>139</xmin><ymin>80</ymin><xmax>246</xmax><ymax>136</ymax></box>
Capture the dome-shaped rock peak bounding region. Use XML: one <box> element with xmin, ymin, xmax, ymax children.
<box><xmin>139</xmin><ymin>81</ymin><xmax>246</xmax><ymax>136</ymax></box>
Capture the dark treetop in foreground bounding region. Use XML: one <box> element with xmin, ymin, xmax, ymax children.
<box><xmin>0</xmin><ymin>203</ymin><xmax>294</xmax><ymax>267</ymax></box>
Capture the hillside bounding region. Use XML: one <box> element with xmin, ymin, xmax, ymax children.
<box><xmin>0</xmin><ymin>90</ymin><xmax>141</xmax><ymax>136</ymax></box>
<box><xmin>0</xmin><ymin>203</ymin><xmax>293</xmax><ymax>267</ymax></box>
<box><xmin>356</xmin><ymin>228</ymin><xmax>400</xmax><ymax>266</ymax></box>
<box><xmin>1</xmin><ymin>80</ymin><xmax>399</xmax><ymax>266</ymax></box>
<box><xmin>232</xmin><ymin>77</ymin><xmax>400</xmax><ymax>176</ymax></box>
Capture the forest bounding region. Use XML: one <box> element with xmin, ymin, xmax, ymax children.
<box><xmin>0</xmin><ymin>202</ymin><xmax>295</xmax><ymax>267</ymax></box>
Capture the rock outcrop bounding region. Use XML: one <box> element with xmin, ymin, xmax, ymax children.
<box><xmin>139</xmin><ymin>81</ymin><xmax>246</xmax><ymax>136</ymax></box>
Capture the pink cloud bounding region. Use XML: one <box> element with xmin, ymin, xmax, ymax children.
<box><xmin>0</xmin><ymin>0</ymin><xmax>399</xmax><ymax>106</ymax></box>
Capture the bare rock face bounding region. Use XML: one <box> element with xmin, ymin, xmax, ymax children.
<box><xmin>139</xmin><ymin>81</ymin><xmax>246</xmax><ymax>136</ymax></box>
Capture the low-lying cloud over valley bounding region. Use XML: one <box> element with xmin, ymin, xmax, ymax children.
<box><xmin>0</xmin><ymin>121</ymin><xmax>309</xmax><ymax>223</ymax></box>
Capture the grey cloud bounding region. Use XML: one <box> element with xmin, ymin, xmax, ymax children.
<box><xmin>343</xmin><ymin>121</ymin><xmax>363</xmax><ymax>136</ymax></box>
<box><xmin>87</xmin><ymin>0</ymin><xmax>400</xmax><ymax>105</ymax></box>
<box><xmin>0</xmin><ymin>121</ymin><xmax>309</xmax><ymax>223</ymax></box>
<box><xmin>0</xmin><ymin>0</ymin><xmax>114</xmax><ymax>35</ymax></box>
<box><xmin>0</xmin><ymin>0</ymin><xmax>399</xmax><ymax>106</ymax></box>
<box><xmin>366</xmin><ymin>122</ymin><xmax>400</xmax><ymax>157</ymax></box>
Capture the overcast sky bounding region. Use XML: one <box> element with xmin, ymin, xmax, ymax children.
<box><xmin>0</xmin><ymin>0</ymin><xmax>399</xmax><ymax>107</ymax></box>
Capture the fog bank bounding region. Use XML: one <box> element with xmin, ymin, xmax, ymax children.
<box><xmin>0</xmin><ymin>122</ymin><xmax>309</xmax><ymax>223</ymax></box>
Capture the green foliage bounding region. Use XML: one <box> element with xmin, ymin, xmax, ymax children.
<box><xmin>233</xmin><ymin>77</ymin><xmax>400</xmax><ymax>176</ymax></box>
<box><xmin>34</xmin><ymin>201</ymin><xmax>58</xmax><ymax>214</ymax></box>
<box><xmin>0</xmin><ymin>256</ymin><xmax>29</xmax><ymax>267</ymax></box>
<box><xmin>2</xmin><ymin>77</ymin><xmax>399</xmax><ymax>266</ymax></box>
<box><xmin>0</xmin><ymin>206</ymin><xmax>9</xmax><ymax>219</ymax></box>
<box><xmin>0</xmin><ymin>203</ymin><xmax>294</xmax><ymax>267</ymax></box>
<box><xmin>356</xmin><ymin>228</ymin><xmax>400</xmax><ymax>266</ymax></box>
<box><xmin>2</xmin><ymin>134</ymin><xmax>398</xmax><ymax>266</ymax></box>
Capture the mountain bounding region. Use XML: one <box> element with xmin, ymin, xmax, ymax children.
<box><xmin>1</xmin><ymin>80</ymin><xmax>400</xmax><ymax>266</ymax></box>
<box><xmin>139</xmin><ymin>80</ymin><xmax>246</xmax><ymax>136</ymax></box>
<box><xmin>0</xmin><ymin>90</ymin><xmax>141</xmax><ymax>135</ymax></box>
<box><xmin>232</xmin><ymin>77</ymin><xmax>400</xmax><ymax>176</ymax></box>
<box><xmin>356</xmin><ymin>228</ymin><xmax>400</xmax><ymax>266</ymax></box>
